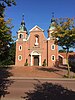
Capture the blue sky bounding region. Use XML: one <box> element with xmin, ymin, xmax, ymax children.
<box><xmin>5</xmin><ymin>0</ymin><xmax>75</xmax><ymax>51</ymax></box>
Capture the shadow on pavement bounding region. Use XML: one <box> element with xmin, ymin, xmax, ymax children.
<box><xmin>36</xmin><ymin>67</ymin><xmax>64</xmax><ymax>77</ymax></box>
<box><xmin>56</xmin><ymin>65</ymin><xmax>68</xmax><ymax>70</ymax></box>
<box><xmin>0</xmin><ymin>65</ymin><xmax>14</xmax><ymax>99</ymax></box>
<box><xmin>22</xmin><ymin>80</ymin><xmax>75</xmax><ymax>100</ymax></box>
<box><xmin>37</xmin><ymin>67</ymin><xmax>59</xmax><ymax>72</ymax></box>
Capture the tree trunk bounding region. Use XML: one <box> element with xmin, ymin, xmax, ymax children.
<box><xmin>0</xmin><ymin>96</ymin><xmax>1</xmax><ymax>100</ymax></box>
<box><xmin>66</xmin><ymin>49</ymin><xmax>70</xmax><ymax>78</ymax></box>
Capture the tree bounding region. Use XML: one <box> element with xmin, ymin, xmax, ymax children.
<box><xmin>59</xmin><ymin>49</ymin><xmax>73</xmax><ymax>53</ymax></box>
<box><xmin>0</xmin><ymin>66</ymin><xmax>13</xmax><ymax>100</ymax></box>
<box><xmin>0</xmin><ymin>42</ymin><xmax>16</xmax><ymax>65</ymax></box>
<box><xmin>24</xmin><ymin>59</ymin><xmax>28</xmax><ymax>66</ymax></box>
<box><xmin>0</xmin><ymin>0</ymin><xmax>16</xmax><ymax>65</ymax></box>
<box><xmin>0</xmin><ymin>0</ymin><xmax>16</xmax><ymax>17</ymax></box>
<box><xmin>42</xmin><ymin>59</ymin><xmax>47</xmax><ymax>66</ymax></box>
<box><xmin>52</xmin><ymin>18</ymin><xmax>75</xmax><ymax>77</ymax></box>
<box><xmin>22</xmin><ymin>81</ymin><xmax>75</xmax><ymax>100</ymax></box>
<box><xmin>8</xmin><ymin>42</ymin><xmax>16</xmax><ymax>65</ymax></box>
<box><xmin>59</xmin><ymin>49</ymin><xmax>66</xmax><ymax>53</ymax></box>
<box><xmin>0</xmin><ymin>18</ymin><xmax>12</xmax><ymax>55</ymax></box>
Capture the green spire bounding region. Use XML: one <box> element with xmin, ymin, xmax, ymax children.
<box><xmin>19</xmin><ymin>14</ymin><xmax>27</xmax><ymax>32</ymax></box>
<box><xmin>49</xmin><ymin>12</ymin><xmax>56</xmax><ymax>30</ymax></box>
<box><xmin>51</xmin><ymin>12</ymin><xmax>56</xmax><ymax>23</ymax></box>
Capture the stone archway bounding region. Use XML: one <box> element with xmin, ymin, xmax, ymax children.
<box><xmin>30</xmin><ymin>51</ymin><xmax>41</xmax><ymax>66</ymax></box>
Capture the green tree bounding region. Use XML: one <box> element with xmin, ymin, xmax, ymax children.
<box><xmin>0</xmin><ymin>0</ymin><xmax>16</xmax><ymax>17</ymax></box>
<box><xmin>24</xmin><ymin>59</ymin><xmax>28</xmax><ymax>66</ymax></box>
<box><xmin>0</xmin><ymin>0</ymin><xmax>16</xmax><ymax>65</ymax></box>
<box><xmin>0</xmin><ymin>42</ymin><xmax>16</xmax><ymax>65</ymax></box>
<box><xmin>0</xmin><ymin>18</ymin><xmax>12</xmax><ymax>55</ymax></box>
<box><xmin>42</xmin><ymin>59</ymin><xmax>47</xmax><ymax>66</ymax></box>
<box><xmin>59</xmin><ymin>49</ymin><xmax>66</xmax><ymax>53</ymax></box>
<box><xmin>9</xmin><ymin>42</ymin><xmax>16</xmax><ymax>65</ymax></box>
<box><xmin>52</xmin><ymin>18</ymin><xmax>75</xmax><ymax>77</ymax></box>
<box><xmin>59</xmin><ymin>49</ymin><xmax>73</xmax><ymax>53</ymax></box>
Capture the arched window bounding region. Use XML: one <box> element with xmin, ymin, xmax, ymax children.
<box><xmin>51</xmin><ymin>44</ymin><xmax>55</xmax><ymax>50</ymax></box>
<box><xmin>19</xmin><ymin>34</ymin><xmax>23</xmax><ymax>39</ymax></box>
<box><xmin>19</xmin><ymin>45</ymin><xmax>22</xmax><ymax>51</ymax></box>
<box><xmin>18</xmin><ymin>55</ymin><xmax>22</xmax><ymax>61</ymax></box>
<box><xmin>35</xmin><ymin>35</ymin><xmax>39</xmax><ymax>46</ymax></box>
<box><xmin>51</xmin><ymin>55</ymin><xmax>55</xmax><ymax>61</ymax></box>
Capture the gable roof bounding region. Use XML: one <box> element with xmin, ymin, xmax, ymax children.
<box><xmin>29</xmin><ymin>25</ymin><xmax>44</xmax><ymax>32</ymax></box>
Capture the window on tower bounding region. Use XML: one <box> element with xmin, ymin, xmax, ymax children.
<box><xmin>19</xmin><ymin>34</ymin><xmax>23</xmax><ymax>39</ymax></box>
<box><xmin>18</xmin><ymin>55</ymin><xmax>22</xmax><ymax>61</ymax></box>
<box><xmin>51</xmin><ymin>44</ymin><xmax>55</xmax><ymax>50</ymax></box>
<box><xmin>19</xmin><ymin>45</ymin><xmax>22</xmax><ymax>51</ymax></box>
<box><xmin>51</xmin><ymin>55</ymin><xmax>55</xmax><ymax>61</ymax></box>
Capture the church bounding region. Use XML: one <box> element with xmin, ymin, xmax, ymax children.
<box><xmin>15</xmin><ymin>15</ymin><xmax>58</xmax><ymax>67</ymax></box>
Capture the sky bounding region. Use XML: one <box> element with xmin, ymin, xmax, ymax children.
<box><xmin>5</xmin><ymin>0</ymin><xmax>75</xmax><ymax>51</ymax></box>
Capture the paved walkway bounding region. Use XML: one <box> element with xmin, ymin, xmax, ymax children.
<box><xmin>1</xmin><ymin>65</ymin><xmax>75</xmax><ymax>100</ymax></box>
<box><xmin>2</xmin><ymin>79</ymin><xmax>75</xmax><ymax>100</ymax></box>
<box><xmin>9</xmin><ymin>65</ymin><xmax>75</xmax><ymax>78</ymax></box>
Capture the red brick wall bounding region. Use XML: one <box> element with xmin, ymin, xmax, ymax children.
<box><xmin>47</xmin><ymin>39</ymin><xmax>58</xmax><ymax>67</ymax></box>
<box><xmin>15</xmin><ymin>26</ymin><xmax>58</xmax><ymax>67</ymax></box>
<box><xmin>28</xmin><ymin>28</ymin><xmax>47</xmax><ymax>66</ymax></box>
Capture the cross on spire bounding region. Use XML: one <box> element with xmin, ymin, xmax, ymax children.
<box><xmin>19</xmin><ymin>14</ymin><xmax>27</xmax><ymax>32</ymax></box>
<box><xmin>52</xmin><ymin>12</ymin><xmax>54</xmax><ymax>18</ymax></box>
<box><xmin>22</xmin><ymin>14</ymin><xmax>24</xmax><ymax>21</ymax></box>
<box><xmin>51</xmin><ymin>12</ymin><xmax>55</xmax><ymax>23</ymax></box>
<box><xmin>21</xmin><ymin>14</ymin><xmax>25</xmax><ymax>25</ymax></box>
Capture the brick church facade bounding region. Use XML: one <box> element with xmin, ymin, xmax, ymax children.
<box><xmin>15</xmin><ymin>15</ymin><xmax>58</xmax><ymax>67</ymax></box>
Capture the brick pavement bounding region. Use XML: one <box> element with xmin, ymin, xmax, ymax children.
<box><xmin>1</xmin><ymin>65</ymin><xmax>75</xmax><ymax>100</ymax></box>
<box><xmin>9</xmin><ymin>65</ymin><xmax>75</xmax><ymax>78</ymax></box>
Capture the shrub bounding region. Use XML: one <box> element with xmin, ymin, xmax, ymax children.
<box><xmin>42</xmin><ymin>59</ymin><xmax>47</xmax><ymax>66</ymax></box>
<box><xmin>69</xmin><ymin>60</ymin><xmax>75</xmax><ymax>72</ymax></box>
<box><xmin>24</xmin><ymin>59</ymin><xmax>28</xmax><ymax>66</ymax></box>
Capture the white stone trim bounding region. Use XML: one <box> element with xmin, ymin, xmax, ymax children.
<box><xmin>30</xmin><ymin>51</ymin><xmax>41</xmax><ymax>66</ymax></box>
<box><xmin>19</xmin><ymin>45</ymin><xmax>22</xmax><ymax>51</ymax></box>
<box><xmin>35</xmin><ymin>36</ymin><xmax>39</xmax><ymax>46</ymax></box>
<box><xmin>18</xmin><ymin>33</ymin><xmax>23</xmax><ymax>39</ymax></box>
<box><xmin>23</xmin><ymin>39</ymin><xmax>27</xmax><ymax>41</ymax></box>
<box><xmin>39</xmin><ymin>55</ymin><xmax>41</xmax><ymax>66</ymax></box>
<box><xmin>51</xmin><ymin>44</ymin><xmax>55</xmax><ymax>50</ymax></box>
<box><xmin>16</xmin><ymin>39</ymin><xmax>18</xmax><ymax>41</ymax></box>
<box><xmin>27</xmin><ymin>34</ymin><xmax>30</xmax><ymax>40</ymax></box>
<box><xmin>31</xmin><ymin>51</ymin><xmax>41</xmax><ymax>56</ymax></box>
<box><xmin>29</xmin><ymin>25</ymin><xmax>44</xmax><ymax>32</ymax></box>
<box><xmin>47</xmin><ymin>37</ymin><xmax>50</xmax><ymax>40</ymax></box>
<box><xmin>18</xmin><ymin>55</ymin><xmax>22</xmax><ymax>61</ymax></box>
<box><xmin>31</xmin><ymin>55</ymin><xmax>33</xmax><ymax>66</ymax></box>
<box><xmin>18</xmin><ymin>30</ymin><xmax>27</xmax><ymax>33</ymax></box>
<box><xmin>29</xmin><ymin>26</ymin><xmax>47</xmax><ymax>41</ymax></box>
<box><xmin>58</xmin><ymin>54</ymin><xmax>64</xmax><ymax>58</ymax></box>
<box><xmin>51</xmin><ymin>55</ymin><xmax>55</xmax><ymax>61</ymax></box>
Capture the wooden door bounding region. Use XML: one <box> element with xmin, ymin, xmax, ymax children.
<box><xmin>34</xmin><ymin>56</ymin><xmax>39</xmax><ymax>66</ymax></box>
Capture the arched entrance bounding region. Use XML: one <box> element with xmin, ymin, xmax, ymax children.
<box><xmin>30</xmin><ymin>51</ymin><xmax>41</xmax><ymax>66</ymax></box>
<box><xmin>34</xmin><ymin>55</ymin><xmax>39</xmax><ymax>66</ymax></box>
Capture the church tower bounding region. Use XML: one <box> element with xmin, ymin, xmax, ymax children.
<box><xmin>15</xmin><ymin>14</ymin><xmax>58</xmax><ymax>67</ymax></box>
<box><xmin>15</xmin><ymin>15</ymin><xmax>28</xmax><ymax>66</ymax></box>
<box><xmin>48</xmin><ymin>13</ymin><xmax>56</xmax><ymax>38</ymax></box>
<box><xmin>47</xmin><ymin>13</ymin><xmax>58</xmax><ymax>67</ymax></box>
